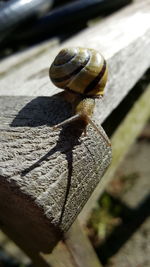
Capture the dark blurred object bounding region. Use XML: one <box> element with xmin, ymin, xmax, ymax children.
<box><xmin>0</xmin><ymin>0</ymin><xmax>54</xmax><ymax>42</ymax></box>
<box><xmin>0</xmin><ymin>0</ymin><xmax>132</xmax><ymax>58</ymax></box>
<box><xmin>2</xmin><ymin>0</ymin><xmax>132</xmax><ymax>44</ymax></box>
<box><xmin>0</xmin><ymin>250</ymin><xmax>21</xmax><ymax>267</ymax></box>
<box><xmin>52</xmin><ymin>0</ymin><xmax>77</xmax><ymax>8</ymax></box>
<box><xmin>0</xmin><ymin>1</ymin><xmax>6</xmax><ymax>8</ymax></box>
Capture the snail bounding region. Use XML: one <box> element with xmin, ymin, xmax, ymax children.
<box><xmin>49</xmin><ymin>47</ymin><xmax>111</xmax><ymax>146</ymax></box>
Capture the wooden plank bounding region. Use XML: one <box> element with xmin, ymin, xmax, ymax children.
<box><xmin>40</xmin><ymin>220</ymin><xmax>102</xmax><ymax>267</ymax></box>
<box><xmin>64</xmin><ymin>221</ymin><xmax>102</xmax><ymax>267</ymax></box>
<box><xmin>0</xmin><ymin>229</ymin><xmax>77</xmax><ymax>267</ymax></box>
<box><xmin>0</xmin><ymin>0</ymin><xmax>150</xmax><ymax>263</ymax></box>
<box><xmin>0</xmin><ymin>0</ymin><xmax>150</xmax><ymax>125</ymax></box>
<box><xmin>49</xmin><ymin>80</ymin><xmax>150</xmax><ymax>267</ymax></box>
<box><xmin>0</xmin><ymin>94</ymin><xmax>111</xmax><ymax>252</ymax></box>
<box><xmin>79</xmin><ymin>83</ymin><xmax>150</xmax><ymax>223</ymax></box>
<box><xmin>0</xmin><ymin>38</ymin><xmax>58</xmax><ymax>76</ymax></box>
<box><xmin>41</xmin><ymin>242</ymin><xmax>76</xmax><ymax>267</ymax></box>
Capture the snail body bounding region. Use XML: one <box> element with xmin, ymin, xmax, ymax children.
<box><xmin>49</xmin><ymin>47</ymin><xmax>111</xmax><ymax>146</ymax></box>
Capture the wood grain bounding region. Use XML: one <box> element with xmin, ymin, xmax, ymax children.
<box><xmin>0</xmin><ymin>0</ymin><xmax>150</xmax><ymax>261</ymax></box>
<box><xmin>0</xmin><ymin>94</ymin><xmax>111</xmax><ymax>253</ymax></box>
<box><xmin>79</xmin><ymin>83</ymin><xmax>150</xmax><ymax>223</ymax></box>
<box><xmin>0</xmin><ymin>0</ymin><xmax>150</xmax><ymax>124</ymax></box>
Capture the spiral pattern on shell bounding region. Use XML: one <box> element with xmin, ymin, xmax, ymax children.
<box><xmin>49</xmin><ymin>47</ymin><xmax>108</xmax><ymax>97</ymax></box>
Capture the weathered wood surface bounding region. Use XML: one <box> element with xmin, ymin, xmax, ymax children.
<box><xmin>42</xmin><ymin>221</ymin><xmax>102</xmax><ymax>267</ymax></box>
<box><xmin>79</xmin><ymin>83</ymin><xmax>150</xmax><ymax>223</ymax></box>
<box><xmin>0</xmin><ymin>95</ymin><xmax>111</xmax><ymax>254</ymax></box>
<box><xmin>0</xmin><ymin>0</ymin><xmax>150</xmax><ymax>262</ymax></box>
<box><xmin>44</xmin><ymin>79</ymin><xmax>150</xmax><ymax>267</ymax></box>
<box><xmin>0</xmin><ymin>0</ymin><xmax>150</xmax><ymax>123</ymax></box>
<box><xmin>0</xmin><ymin>222</ymin><xmax>102</xmax><ymax>267</ymax></box>
<box><xmin>0</xmin><ymin>38</ymin><xmax>58</xmax><ymax>76</ymax></box>
<box><xmin>64</xmin><ymin>221</ymin><xmax>102</xmax><ymax>267</ymax></box>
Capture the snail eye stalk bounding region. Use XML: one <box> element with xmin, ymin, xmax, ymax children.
<box><xmin>49</xmin><ymin>47</ymin><xmax>111</xmax><ymax>147</ymax></box>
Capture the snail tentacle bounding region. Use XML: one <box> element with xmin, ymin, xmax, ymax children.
<box><xmin>53</xmin><ymin>114</ymin><xmax>81</xmax><ymax>130</ymax></box>
<box><xmin>49</xmin><ymin>47</ymin><xmax>111</xmax><ymax>147</ymax></box>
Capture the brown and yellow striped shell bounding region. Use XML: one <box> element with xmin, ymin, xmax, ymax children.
<box><xmin>49</xmin><ymin>47</ymin><xmax>108</xmax><ymax>97</ymax></box>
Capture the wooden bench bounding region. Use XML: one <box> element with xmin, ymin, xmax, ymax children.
<box><xmin>0</xmin><ymin>0</ymin><xmax>150</xmax><ymax>266</ymax></box>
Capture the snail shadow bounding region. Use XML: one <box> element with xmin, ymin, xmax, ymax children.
<box><xmin>11</xmin><ymin>92</ymin><xmax>71</xmax><ymax>128</ymax></box>
<box><xmin>11</xmin><ymin>92</ymin><xmax>86</xmax><ymax>228</ymax></box>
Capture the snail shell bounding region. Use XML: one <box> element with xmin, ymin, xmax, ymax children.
<box><xmin>49</xmin><ymin>47</ymin><xmax>108</xmax><ymax>97</ymax></box>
